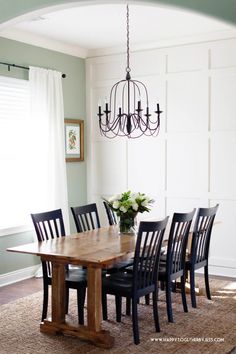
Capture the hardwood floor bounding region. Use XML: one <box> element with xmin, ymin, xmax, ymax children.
<box><xmin>0</xmin><ymin>277</ymin><xmax>43</xmax><ymax>305</ymax></box>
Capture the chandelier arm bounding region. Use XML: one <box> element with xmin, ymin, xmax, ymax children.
<box><xmin>132</xmin><ymin>79</ymin><xmax>149</xmax><ymax>106</ymax></box>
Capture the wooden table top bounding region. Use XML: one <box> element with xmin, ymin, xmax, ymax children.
<box><xmin>7</xmin><ymin>226</ymin><xmax>136</xmax><ymax>268</ymax></box>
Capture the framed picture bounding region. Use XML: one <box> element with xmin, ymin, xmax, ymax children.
<box><xmin>64</xmin><ymin>119</ymin><xmax>84</xmax><ymax>162</ymax></box>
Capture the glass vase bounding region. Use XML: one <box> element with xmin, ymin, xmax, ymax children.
<box><xmin>119</xmin><ymin>213</ymin><xmax>137</xmax><ymax>234</ymax></box>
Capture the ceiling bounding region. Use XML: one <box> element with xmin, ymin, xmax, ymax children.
<box><xmin>0</xmin><ymin>3</ymin><xmax>235</xmax><ymax>57</ymax></box>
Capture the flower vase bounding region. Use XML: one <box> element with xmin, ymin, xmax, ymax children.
<box><xmin>119</xmin><ymin>213</ymin><xmax>137</xmax><ymax>234</ymax></box>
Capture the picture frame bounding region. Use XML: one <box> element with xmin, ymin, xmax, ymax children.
<box><xmin>64</xmin><ymin>119</ymin><xmax>84</xmax><ymax>162</ymax></box>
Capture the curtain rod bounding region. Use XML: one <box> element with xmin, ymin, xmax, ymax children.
<box><xmin>0</xmin><ymin>61</ymin><xmax>66</xmax><ymax>78</ymax></box>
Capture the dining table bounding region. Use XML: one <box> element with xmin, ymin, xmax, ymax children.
<box><xmin>7</xmin><ymin>225</ymin><xmax>136</xmax><ymax>349</ymax></box>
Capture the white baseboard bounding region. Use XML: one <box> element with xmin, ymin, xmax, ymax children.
<box><xmin>195</xmin><ymin>257</ymin><xmax>236</xmax><ymax>278</ymax></box>
<box><xmin>0</xmin><ymin>265</ymin><xmax>41</xmax><ymax>287</ymax></box>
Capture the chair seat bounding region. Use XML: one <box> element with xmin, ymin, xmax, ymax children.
<box><xmin>47</xmin><ymin>268</ymin><xmax>87</xmax><ymax>287</ymax></box>
<box><xmin>103</xmin><ymin>272</ymin><xmax>133</xmax><ymax>296</ymax></box>
<box><xmin>107</xmin><ymin>259</ymin><xmax>134</xmax><ymax>273</ymax></box>
<box><xmin>66</xmin><ymin>268</ymin><xmax>87</xmax><ymax>285</ymax></box>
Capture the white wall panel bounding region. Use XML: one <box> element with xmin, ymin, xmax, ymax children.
<box><xmin>127</xmin><ymin>137</ymin><xmax>165</xmax><ymax>195</ymax></box>
<box><xmin>167</xmin><ymin>74</ymin><xmax>208</xmax><ymax>132</ymax></box>
<box><xmin>92</xmin><ymin>140</ymin><xmax>127</xmax><ymax>195</ymax></box>
<box><xmin>131</xmin><ymin>49</ymin><xmax>165</xmax><ymax>76</ymax></box>
<box><xmin>211</xmin><ymin>71</ymin><xmax>236</xmax><ymax>131</ymax></box>
<box><xmin>167</xmin><ymin>133</ymin><xmax>208</xmax><ymax>194</ymax></box>
<box><xmin>209</xmin><ymin>199</ymin><xmax>236</xmax><ymax>271</ymax></box>
<box><xmin>210</xmin><ymin>133</ymin><xmax>236</xmax><ymax>198</ymax></box>
<box><xmin>167</xmin><ymin>45</ymin><xmax>207</xmax><ymax>72</ymax></box>
<box><xmin>211</xmin><ymin>39</ymin><xmax>236</xmax><ymax>69</ymax></box>
<box><xmin>91</xmin><ymin>58</ymin><xmax>124</xmax><ymax>82</ymax></box>
<box><xmin>86</xmin><ymin>37</ymin><xmax>236</xmax><ymax>278</ymax></box>
<box><xmin>166</xmin><ymin>197</ymin><xmax>207</xmax><ymax>216</ymax></box>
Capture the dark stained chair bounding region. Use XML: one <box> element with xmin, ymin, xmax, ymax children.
<box><xmin>31</xmin><ymin>209</ymin><xmax>87</xmax><ymax>324</ymax></box>
<box><xmin>102</xmin><ymin>217</ymin><xmax>169</xmax><ymax>345</ymax></box>
<box><xmin>71</xmin><ymin>203</ymin><xmax>101</xmax><ymax>232</ymax></box>
<box><xmin>103</xmin><ymin>200</ymin><xmax>117</xmax><ymax>226</ymax></box>
<box><xmin>158</xmin><ymin>209</ymin><xmax>195</xmax><ymax>323</ymax></box>
<box><xmin>186</xmin><ymin>204</ymin><xmax>219</xmax><ymax>308</ymax></box>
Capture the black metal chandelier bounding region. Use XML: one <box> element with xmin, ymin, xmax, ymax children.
<box><xmin>97</xmin><ymin>4</ymin><xmax>162</xmax><ymax>139</ymax></box>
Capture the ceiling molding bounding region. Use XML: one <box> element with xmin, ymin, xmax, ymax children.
<box><xmin>0</xmin><ymin>28</ymin><xmax>88</xmax><ymax>58</ymax></box>
<box><xmin>87</xmin><ymin>29</ymin><xmax>236</xmax><ymax>58</ymax></box>
<box><xmin>1</xmin><ymin>26</ymin><xmax>236</xmax><ymax>60</ymax></box>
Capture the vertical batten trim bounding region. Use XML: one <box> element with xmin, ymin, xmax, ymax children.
<box><xmin>208</xmin><ymin>138</ymin><xmax>211</xmax><ymax>194</ymax></box>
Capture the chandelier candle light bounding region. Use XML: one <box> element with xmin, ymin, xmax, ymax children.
<box><xmin>97</xmin><ymin>4</ymin><xmax>162</xmax><ymax>138</ymax></box>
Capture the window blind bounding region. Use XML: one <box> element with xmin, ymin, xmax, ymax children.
<box><xmin>0</xmin><ymin>75</ymin><xmax>31</xmax><ymax>232</ymax></box>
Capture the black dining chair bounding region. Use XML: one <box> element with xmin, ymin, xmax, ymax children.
<box><xmin>185</xmin><ymin>204</ymin><xmax>219</xmax><ymax>308</ymax></box>
<box><xmin>71</xmin><ymin>203</ymin><xmax>101</xmax><ymax>232</ymax></box>
<box><xmin>103</xmin><ymin>200</ymin><xmax>117</xmax><ymax>226</ymax></box>
<box><xmin>102</xmin><ymin>217</ymin><xmax>169</xmax><ymax>345</ymax></box>
<box><xmin>158</xmin><ymin>209</ymin><xmax>195</xmax><ymax>323</ymax></box>
<box><xmin>31</xmin><ymin>209</ymin><xmax>87</xmax><ymax>324</ymax></box>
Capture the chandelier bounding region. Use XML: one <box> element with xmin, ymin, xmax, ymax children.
<box><xmin>97</xmin><ymin>4</ymin><xmax>162</xmax><ymax>139</ymax></box>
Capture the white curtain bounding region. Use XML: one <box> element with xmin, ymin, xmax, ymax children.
<box><xmin>29</xmin><ymin>66</ymin><xmax>70</xmax><ymax>233</ymax></box>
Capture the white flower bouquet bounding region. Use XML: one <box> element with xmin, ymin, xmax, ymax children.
<box><xmin>104</xmin><ymin>191</ymin><xmax>154</xmax><ymax>233</ymax></box>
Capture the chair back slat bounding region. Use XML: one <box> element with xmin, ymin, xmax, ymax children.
<box><xmin>103</xmin><ymin>201</ymin><xmax>117</xmax><ymax>225</ymax></box>
<box><xmin>31</xmin><ymin>209</ymin><xmax>66</xmax><ymax>277</ymax></box>
<box><xmin>133</xmin><ymin>217</ymin><xmax>169</xmax><ymax>292</ymax></box>
<box><xmin>71</xmin><ymin>203</ymin><xmax>101</xmax><ymax>233</ymax></box>
<box><xmin>191</xmin><ymin>204</ymin><xmax>219</xmax><ymax>264</ymax></box>
<box><xmin>167</xmin><ymin>210</ymin><xmax>195</xmax><ymax>276</ymax></box>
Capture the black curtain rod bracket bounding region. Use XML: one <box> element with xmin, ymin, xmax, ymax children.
<box><xmin>0</xmin><ymin>61</ymin><xmax>66</xmax><ymax>78</ymax></box>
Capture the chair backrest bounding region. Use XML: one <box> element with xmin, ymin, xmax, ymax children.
<box><xmin>166</xmin><ymin>209</ymin><xmax>196</xmax><ymax>278</ymax></box>
<box><xmin>103</xmin><ymin>201</ymin><xmax>117</xmax><ymax>225</ymax></box>
<box><xmin>31</xmin><ymin>209</ymin><xmax>66</xmax><ymax>241</ymax></box>
<box><xmin>71</xmin><ymin>203</ymin><xmax>101</xmax><ymax>233</ymax></box>
<box><xmin>133</xmin><ymin>217</ymin><xmax>169</xmax><ymax>292</ymax></box>
<box><xmin>31</xmin><ymin>209</ymin><xmax>66</xmax><ymax>277</ymax></box>
<box><xmin>191</xmin><ymin>204</ymin><xmax>219</xmax><ymax>265</ymax></box>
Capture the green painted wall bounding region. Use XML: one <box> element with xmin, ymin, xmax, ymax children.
<box><xmin>0</xmin><ymin>36</ymin><xmax>86</xmax><ymax>275</ymax></box>
<box><xmin>0</xmin><ymin>0</ymin><xmax>236</xmax><ymax>25</ymax></box>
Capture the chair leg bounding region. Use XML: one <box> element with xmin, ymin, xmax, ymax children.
<box><xmin>102</xmin><ymin>292</ymin><xmax>108</xmax><ymax>320</ymax></box>
<box><xmin>160</xmin><ymin>281</ymin><xmax>165</xmax><ymax>291</ymax></box>
<box><xmin>42</xmin><ymin>282</ymin><xmax>48</xmax><ymax>322</ymax></box>
<box><xmin>145</xmin><ymin>294</ymin><xmax>150</xmax><ymax>305</ymax></box>
<box><xmin>77</xmin><ymin>288</ymin><xmax>86</xmax><ymax>325</ymax></box>
<box><xmin>65</xmin><ymin>286</ymin><xmax>69</xmax><ymax>314</ymax></box>
<box><xmin>166</xmin><ymin>281</ymin><xmax>173</xmax><ymax>322</ymax></box>
<box><xmin>126</xmin><ymin>297</ymin><xmax>131</xmax><ymax>316</ymax></box>
<box><xmin>152</xmin><ymin>290</ymin><xmax>160</xmax><ymax>332</ymax></box>
<box><xmin>190</xmin><ymin>268</ymin><xmax>197</xmax><ymax>308</ymax></box>
<box><xmin>204</xmin><ymin>265</ymin><xmax>211</xmax><ymax>300</ymax></box>
<box><xmin>180</xmin><ymin>275</ymin><xmax>188</xmax><ymax>313</ymax></box>
<box><xmin>115</xmin><ymin>295</ymin><xmax>122</xmax><ymax>322</ymax></box>
<box><xmin>132</xmin><ymin>298</ymin><xmax>140</xmax><ymax>345</ymax></box>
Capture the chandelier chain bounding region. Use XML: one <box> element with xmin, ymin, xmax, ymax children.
<box><xmin>126</xmin><ymin>4</ymin><xmax>130</xmax><ymax>73</ymax></box>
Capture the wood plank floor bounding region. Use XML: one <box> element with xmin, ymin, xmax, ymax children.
<box><xmin>0</xmin><ymin>277</ymin><xmax>43</xmax><ymax>305</ymax></box>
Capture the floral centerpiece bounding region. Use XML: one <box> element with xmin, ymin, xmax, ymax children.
<box><xmin>104</xmin><ymin>191</ymin><xmax>154</xmax><ymax>234</ymax></box>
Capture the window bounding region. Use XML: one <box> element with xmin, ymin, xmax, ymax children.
<box><xmin>0</xmin><ymin>75</ymin><xmax>47</xmax><ymax>235</ymax></box>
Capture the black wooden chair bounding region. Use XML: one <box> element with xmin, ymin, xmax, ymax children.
<box><xmin>185</xmin><ymin>204</ymin><xmax>219</xmax><ymax>308</ymax></box>
<box><xmin>103</xmin><ymin>201</ymin><xmax>117</xmax><ymax>226</ymax></box>
<box><xmin>158</xmin><ymin>209</ymin><xmax>195</xmax><ymax>323</ymax></box>
<box><xmin>102</xmin><ymin>217</ymin><xmax>169</xmax><ymax>345</ymax></box>
<box><xmin>71</xmin><ymin>203</ymin><xmax>101</xmax><ymax>232</ymax></box>
<box><xmin>31</xmin><ymin>209</ymin><xmax>87</xmax><ymax>324</ymax></box>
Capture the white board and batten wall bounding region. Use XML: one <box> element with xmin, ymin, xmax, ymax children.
<box><xmin>86</xmin><ymin>37</ymin><xmax>236</xmax><ymax>278</ymax></box>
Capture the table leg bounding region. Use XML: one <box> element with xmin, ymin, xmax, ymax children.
<box><xmin>51</xmin><ymin>262</ymin><xmax>66</xmax><ymax>323</ymax></box>
<box><xmin>40</xmin><ymin>262</ymin><xmax>114</xmax><ymax>348</ymax></box>
<box><xmin>87</xmin><ymin>267</ymin><xmax>102</xmax><ymax>331</ymax></box>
